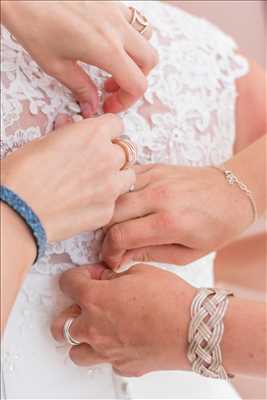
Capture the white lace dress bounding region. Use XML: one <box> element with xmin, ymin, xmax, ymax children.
<box><xmin>1</xmin><ymin>2</ymin><xmax>248</xmax><ymax>399</ymax></box>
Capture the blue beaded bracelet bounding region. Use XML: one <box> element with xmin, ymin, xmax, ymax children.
<box><xmin>0</xmin><ymin>185</ymin><xmax>47</xmax><ymax>263</ymax></box>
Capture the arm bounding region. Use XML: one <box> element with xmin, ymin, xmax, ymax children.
<box><xmin>222</xmin><ymin>293</ymin><xmax>266</xmax><ymax>377</ymax></box>
<box><xmin>1</xmin><ymin>114</ymin><xmax>135</xmax><ymax>332</ymax></box>
<box><xmin>235</xmin><ymin>60</ymin><xmax>266</xmax><ymax>152</ymax></box>
<box><xmin>102</xmin><ymin>134</ymin><xmax>266</xmax><ymax>269</ymax></box>
<box><xmin>1</xmin><ymin>203</ymin><xmax>35</xmax><ymax>332</ymax></box>
<box><xmin>0</xmin><ymin>0</ymin><xmax>157</xmax><ymax>115</ymax></box>
<box><xmin>51</xmin><ymin>264</ymin><xmax>266</xmax><ymax>378</ymax></box>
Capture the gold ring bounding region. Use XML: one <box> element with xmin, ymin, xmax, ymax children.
<box><xmin>113</xmin><ymin>138</ymin><xmax>137</xmax><ymax>169</ymax></box>
<box><xmin>129</xmin><ymin>6</ymin><xmax>149</xmax><ymax>36</ymax></box>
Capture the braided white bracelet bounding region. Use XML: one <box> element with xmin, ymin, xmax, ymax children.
<box><xmin>212</xmin><ymin>166</ymin><xmax>258</xmax><ymax>225</ymax></box>
<box><xmin>187</xmin><ymin>288</ymin><xmax>234</xmax><ymax>380</ymax></box>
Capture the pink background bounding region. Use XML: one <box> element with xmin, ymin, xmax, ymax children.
<box><xmin>171</xmin><ymin>0</ymin><xmax>265</xmax><ymax>66</ymax></box>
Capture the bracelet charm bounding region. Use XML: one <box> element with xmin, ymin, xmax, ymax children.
<box><xmin>212</xmin><ymin>166</ymin><xmax>258</xmax><ymax>224</ymax></box>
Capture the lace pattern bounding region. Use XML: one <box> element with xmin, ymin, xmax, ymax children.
<box><xmin>1</xmin><ymin>2</ymin><xmax>248</xmax><ymax>398</ymax></box>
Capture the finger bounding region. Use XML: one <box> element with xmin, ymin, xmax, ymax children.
<box><xmin>134</xmin><ymin>164</ymin><xmax>155</xmax><ymax>174</ymax></box>
<box><xmin>103</xmin><ymin>84</ymin><xmax>145</xmax><ymax>114</ymax></box>
<box><xmin>103</xmin><ymin>54</ymin><xmax>147</xmax><ymax>113</ymax></box>
<box><xmin>121</xmin><ymin>245</ymin><xmax>206</xmax><ymax>266</ymax></box>
<box><xmin>111</xmin><ymin>143</ymin><xmax>127</xmax><ymax>170</ymax></box>
<box><xmin>54</xmin><ymin>114</ymin><xmax>73</xmax><ymax>129</ymax></box>
<box><xmin>133</xmin><ymin>164</ymin><xmax>170</xmax><ymax>191</ymax></box>
<box><xmin>104</xmin><ymin>30</ymin><xmax>157</xmax><ymax>95</ymax></box>
<box><xmin>53</xmin><ymin>308</ymin><xmax>92</xmax><ymax>345</ymax></box>
<box><xmin>95</xmin><ymin>113</ymin><xmax>124</xmax><ymax>140</ymax></box>
<box><xmin>102</xmin><ymin>214</ymin><xmax>174</xmax><ymax>269</ymax></box>
<box><xmin>132</xmin><ymin>172</ymin><xmax>152</xmax><ymax>191</ymax></box>
<box><xmin>108</xmin><ymin>189</ymin><xmax>151</xmax><ymax>228</ymax></box>
<box><xmin>51</xmin><ymin>60</ymin><xmax>99</xmax><ymax>118</ymax></box>
<box><xmin>120</xmin><ymin>4</ymin><xmax>153</xmax><ymax>41</ymax></box>
<box><xmin>124</xmin><ymin>28</ymin><xmax>158</xmax><ymax>75</ymax></box>
<box><xmin>59</xmin><ymin>265</ymin><xmax>105</xmax><ymax>305</ymax></box>
<box><xmin>51</xmin><ymin>304</ymin><xmax>82</xmax><ymax>342</ymax></box>
<box><xmin>104</xmin><ymin>78</ymin><xmax>119</xmax><ymax>93</ymax></box>
<box><xmin>116</xmin><ymin>168</ymin><xmax>136</xmax><ymax>196</ymax></box>
<box><xmin>69</xmin><ymin>343</ymin><xmax>106</xmax><ymax>367</ymax></box>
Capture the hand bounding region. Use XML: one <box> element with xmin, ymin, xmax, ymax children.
<box><xmin>102</xmin><ymin>164</ymin><xmax>253</xmax><ymax>269</ymax></box>
<box><xmin>1</xmin><ymin>114</ymin><xmax>136</xmax><ymax>243</ymax></box>
<box><xmin>1</xmin><ymin>1</ymin><xmax>158</xmax><ymax>116</ymax></box>
<box><xmin>51</xmin><ymin>263</ymin><xmax>195</xmax><ymax>377</ymax></box>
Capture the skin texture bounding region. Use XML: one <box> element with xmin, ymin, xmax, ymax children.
<box><xmin>101</xmin><ymin>60</ymin><xmax>267</xmax><ymax>270</ymax></box>
<box><xmin>51</xmin><ymin>264</ymin><xmax>196</xmax><ymax>376</ymax></box>
<box><xmin>1</xmin><ymin>114</ymin><xmax>136</xmax><ymax>243</ymax></box>
<box><xmin>102</xmin><ymin>135</ymin><xmax>266</xmax><ymax>269</ymax></box>
<box><xmin>1</xmin><ymin>1</ymin><xmax>158</xmax><ymax>116</ymax></box>
<box><xmin>235</xmin><ymin>60</ymin><xmax>266</xmax><ymax>153</ymax></box>
<box><xmin>1</xmin><ymin>114</ymin><xmax>135</xmax><ymax>330</ymax></box>
<box><xmin>51</xmin><ymin>263</ymin><xmax>266</xmax><ymax>378</ymax></box>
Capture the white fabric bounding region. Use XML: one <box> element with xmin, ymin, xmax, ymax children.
<box><xmin>1</xmin><ymin>1</ymin><xmax>248</xmax><ymax>398</ymax></box>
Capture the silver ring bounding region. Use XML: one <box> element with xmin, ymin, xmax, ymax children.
<box><xmin>63</xmin><ymin>318</ymin><xmax>81</xmax><ymax>346</ymax></box>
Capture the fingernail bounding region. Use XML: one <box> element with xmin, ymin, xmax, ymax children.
<box><xmin>79</xmin><ymin>102</ymin><xmax>93</xmax><ymax>118</ymax></box>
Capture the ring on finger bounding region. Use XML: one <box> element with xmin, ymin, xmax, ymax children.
<box><xmin>113</xmin><ymin>138</ymin><xmax>137</xmax><ymax>169</ymax></box>
<box><xmin>63</xmin><ymin>318</ymin><xmax>81</xmax><ymax>346</ymax></box>
<box><xmin>129</xmin><ymin>6</ymin><xmax>150</xmax><ymax>36</ymax></box>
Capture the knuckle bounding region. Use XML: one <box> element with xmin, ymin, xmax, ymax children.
<box><xmin>152</xmin><ymin>184</ymin><xmax>172</xmax><ymax>203</ymax></box>
<box><xmin>50</xmin><ymin>320</ymin><xmax>62</xmax><ymax>342</ymax></box>
<box><xmin>91</xmin><ymin>336</ymin><xmax>108</xmax><ymax>353</ymax></box>
<box><xmin>46</xmin><ymin>60</ymin><xmax>65</xmax><ymax>78</ymax></box>
<box><xmin>132</xmin><ymin>248</ymin><xmax>152</xmax><ymax>263</ymax></box>
<box><xmin>133</xmin><ymin>77</ymin><xmax>148</xmax><ymax>97</ymax></box>
<box><xmin>157</xmin><ymin>212</ymin><xmax>176</xmax><ymax>231</ymax></box>
<box><xmin>102</xmin><ymin>205</ymin><xmax>115</xmax><ymax>226</ymax></box>
<box><xmin>104</xmin><ymin>176</ymin><xmax>119</xmax><ymax>199</ymax></box>
<box><xmin>79</xmin><ymin>287</ymin><xmax>98</xmax><ymax>308</ymax></box>
<box><xmin>100</xmin><ymin>112</ymin><xmax>121</xmax><ymax>126</ymax></box>
<box><xmin>59</xmin><ymin>269</ymin><xmax>76</xmax><ymax>292</ymax></box>
<box><xmin>179</xmin><ymin>213</ymin><xmax>200</xmax><ymax>245</ymax></box>
<box><xmin>146</xmin><ymin>48</ymin><xmax>159</xmax><ymax>70</ymax></box>
<box><xmin>108</xmin><ymin>39</ymin><xmax>124</xmax><ymax>57</ymax></box>
<box><xmin>69</xmin><ymin>347</ymin><xmax>85</xmax><ymax>366</ymax></box>
<box><xmin>108</xmin><ymin>224</ymin><xmax>124</xmax><ymax>250</ymax></box>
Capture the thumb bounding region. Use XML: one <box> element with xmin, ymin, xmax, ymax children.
<box><xmin>124</xmin><ymin>245</ymin><xmax>205</xmax><ymax>266</ymax></box>
<box><xmin>51</xmin><ymin>60</ymin><xmax>99</xmax><ymax>118</ymax></box>
<box><xmin>59</xmin><ymin>264</ymin><xmax>106</xmax><ymax>304</ymax></box>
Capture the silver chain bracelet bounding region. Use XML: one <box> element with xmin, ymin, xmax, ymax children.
<box><xmin>212</xmin><ymin>166</ymin><xmax>258</xmax><ymax>225</ymax></box>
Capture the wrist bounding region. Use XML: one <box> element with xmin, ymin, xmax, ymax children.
<box><xmin>173</xmin><ymin>284</ymin><xmax>197</xmax><ymax>372</ymax></box>
<box><xmin>207</xmin><ymin>166</ymin><xmax>254</xmax><ymax>234</ymax></box>
<box><xmin>1</xmin><ymin>201</ymin><xmax>36</xmax><ymax>267</ymax></box>
<box><xmin>1</xmin><ymin>157</ymin><xmax>47</xmax><ymax>262</ymax></box>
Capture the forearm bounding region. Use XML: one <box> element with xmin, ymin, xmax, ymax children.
<box><xmin>180</xmin><ymin>291</ymin><xmax>266</xmax><ymax>378</ymax></box>
<box><xmin>1</xmin><ymin>202</ymin><xmax>35</xmax><ymax>333</ymax></box>
<box><xmin>221</xmin><ymin>295</ymin><xmax>266</xmax><ymax>377</ymax></box>
<box><xmin>235</xmin><ymin>61</ymin><xmax>266</xmax><ymax>152</ymax></box>
<box><xmin>224</xmin><ymin>134</ymin><xmax>266</xmax><ymax>217</ymax></box>
<box><xmin>0</xmin><ymin>0</ymin><xmax>17</xmax><ymax>25</ymax></box>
